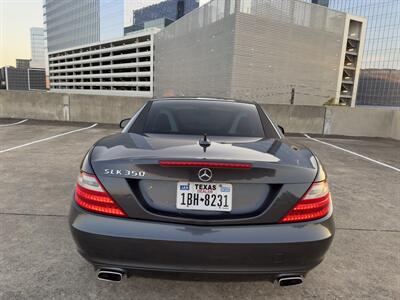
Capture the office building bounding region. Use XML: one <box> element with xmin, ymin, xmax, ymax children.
<box><xmin>124</xmin><ymin>24</ymin><xmax>145</xmax><ymax>35</ymax></box>
<box><xmin>16</xmin><ymin>59</ymin><xmax>31</xmax><ymax>69</ymax></box>
<box><xmin>304</xmin><ymin>0</ymin><xmax>400</xmax><ymax>106</ymax></box>
<box><xmin>357</xmin><ymin>69</ymin><xmax>400</xmax><ymax>107</ymax></box>
<box><xmin>125</xmin><ymin>18</ymin><xmax>174</xmax><ymax>35</ymax></box>
<box><xmin>330</xmin><ymin>0</ymin><xmax>399</xmax><ymax>106</ymax></box>
<box><xmin>154</xmin><ymin>0</ymin><xmax>366</xmax><ymax>106</ymax></box>
<box><xmin>132</xmin><ymin>0</ymin><xmax>199</xmax><ymax>28</ymax></box>
<box><xmin>0</xmin><ymin>69</ymin><xmax>5</xmax><ymax>89</ymax></box>
<box><xmin>48</xmin><ymin>28</ymin><xmax>159</xmax><ymax>97</ymax></box>
<box><xmin>311</xmin><ymin>0</ymin><xmax>329</xmax><ymax>6</ymax></box>
<box><xmin>144</xmin><ymin>18</ymin><xmax>175</xmax><ymax>30</ymax></box>
<box><xmin>0</xmin><ymin>67</ymin><xmax>46</xmax><ymax>91</ymax></box>
<box><xmin>44</xmin><ymin>0</ymin><xmax>135</xmax><ymax>52</ymax></box>
<box><xmin>44</xmin><ymin>0</ymin><xmax>200</xmax><ymax>97</ymax></box>
<box><xmin>30</xmin><ymin>28</ymin><xmax>46</xmax><ymax>69</ymax></box>
<box><xmin>44</xmin><ymin>0</ymin><xmax>100</xmax><ymax>52</ymax></box>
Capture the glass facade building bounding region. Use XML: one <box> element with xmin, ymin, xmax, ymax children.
<box><xmin>133</xmin><ymin>0</ymin><xmax>199</xmax><ymax>28</ymax></box>
<box><xmin>30</xmin><ymin>27</ymin><xmax>46</xmax><ymax>69</ymax></box>
<box><xmin>0</xmin><ymin>67</ymin><xmax>46</xmax><ymax>91</ymax></box>
<box><xmin>44</xmin><ymin>0</ymin><xmax>100</xmax><ymax>52</ymax></box>
<box><xmin>44</xmin><ymin>0</ymin><xmax>199</xmax><ymax>52</ymax></box>
<box><xmin>16</xmin><ymin>59</ymin><xmax>31</xmax><ymax>69</ymax></box>
<box><xmin>100</xmin><ymin>0</ymin><xmax>124</xmax><ymax>41</ymax></box>
<box><xmin>44</xmin><ymin>0</ymin><xmax>133</xmax><ymax>52</ymax></box>
<box><xmin>306</xmin><ymin>0</ymin><xmax>400</xmax><ymax>106</ymax></box>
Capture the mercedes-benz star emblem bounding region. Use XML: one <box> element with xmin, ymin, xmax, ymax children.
<box><xmin>198</xmin><ymin>168</ymin><xmax>212</xmax><ymax>182</ymax></box>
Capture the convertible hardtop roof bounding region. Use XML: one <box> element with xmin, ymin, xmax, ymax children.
<box><xmin>152</xmin><ymin>97</ymin><xmax>256</xmax><ymax>105</ymax></box>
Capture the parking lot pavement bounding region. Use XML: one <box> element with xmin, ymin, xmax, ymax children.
<box><xmin>302</xmin><ymin>134</ymin><xmax>400</xmax><ymax>169</ymax></box>
<box><xmin>0</xmin><ymin>119</ymin><xmax>399</xmax><ymax>300</ymax></box>
<box><xmin>0</xmin><ymin>119</ymin><xmax>98</xmax><ymax>152</ymax></box>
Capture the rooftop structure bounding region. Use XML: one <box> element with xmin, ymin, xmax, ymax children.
<box><xmin>303</xmin><ymin>0</ymin><xmax>400</xmax><ymax>106</ymax></box>
<box><xmin>16</xmin><ymin>59</ymin><xmax>31</xmax><ymax>69</ymax></box>
<box><xmin>132</xmin><ymin>0</ymin><xmax>199</xmax><ymax>29</ymax></box>
<box><xmin>48</xmin><ymin>28</ymin><xmax>159</xmax><ymax>97</ymax></box>
<box><xmin>0</xmin><ymin>67</ymin><xmax>46</xmax><ymax>91</ymax></box>
<box><xmin>154</xmin><ymin>0</ymin><xmax>366</xmax><ymax>106</ymax></box>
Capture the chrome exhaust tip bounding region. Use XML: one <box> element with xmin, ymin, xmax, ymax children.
<box><xmin>277</xmin><ymin>275</ymin><xmax>304</xmax><ymax>287</ymax></box>
<box><xmin>97</xmin><ymin>269</ymin><xmax>124</xmax><ymax>282</ymax></box>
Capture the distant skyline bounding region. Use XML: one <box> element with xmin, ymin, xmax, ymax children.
<box><xmin>0</xmin><ymin>0</ymin><xmax>165</xmax><ymax>67</ymax></box>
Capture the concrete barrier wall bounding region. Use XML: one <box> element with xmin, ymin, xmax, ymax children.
<box><xmin>68</xmin><ymin>93</ymin><xmax>148</xmax><ymax>124</ymax></box>
<box><xmin>390</xmin><ymin>110</ymin><xmax>400</xmax><ymax>140</ymax></box>
<box><xmin>261</xmin><ymin>104</ymin><xmax>325</xmax><ymax>134</ymax></box>
<box><xmin>0</xmin><ymin>90</ymin><xmax>66</xmax><ymax>121</ymax></box>
<box><xmin>324</xmin><ymin>106</ymin><xmax>399</xmax><ymax>139</ymax></box>
<box><xmin>0</xmin><ymin>90</ymin><xmax>399</xmax><ymax>139</ymax></box>
<box><xmin>0</xmin><ymin>90</ymin><xmax>148</xmax><ymax>124</ymax></box>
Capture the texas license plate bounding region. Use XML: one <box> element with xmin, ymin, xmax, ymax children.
<box><xmin>176</xmin><ymin>182</ymin><xmax>232</xmax><ymax>212</ymax></box>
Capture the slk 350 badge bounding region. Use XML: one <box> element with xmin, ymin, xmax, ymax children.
<box><xmin>104</xmin><ymin>169</ymin><xmax>145</xmax><ymax>177</ymax></box>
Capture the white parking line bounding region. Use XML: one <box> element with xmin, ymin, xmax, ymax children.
<box><xmin>0</xmin><ymin>123</ymin><xmax>98</xmax><ymax>154</ymax></box>
<box><xmin>0</xmin><ymin>119</ymin><xmax>28</xmax><ymax>127</ymax></box>
<box><xmin>304</xmin><ymin>134</ymin><xmax>400</xmax><ymax>173</ymax></box>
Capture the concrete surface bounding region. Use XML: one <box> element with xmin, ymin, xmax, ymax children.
<box><xmin>391</xmin><ymin>110</ymin><xmax>400</xmax><ymax>140</ymax></box>
<box><xmin>0</xmin><ymin>119</ymin><xmax>399</xmax><ymax>299</ymax></box>
<box><xmin>1</xmin><ymin>90</ymin><xmax>399</xmax><ymax>139</ymax></box>
<box><xmin>0</xmin><ymin>90</ymin><xmax>66</xmax><ymax>121</ymax></box>
<box><xmin>324</xmin><ymin>106</ymin><xmax>399</xmax><ymax>139</ymax></box>
<box><xmin>68</xmin><ymin>93</ymin><xmax>148</xmax><ymax>124</ymax></box>
<box><xmin>261</xmin><ymin>104</ymin><xmax>325</xmax><ymax>134</ymax></box>
<box><xmin>0</xmin><ymin>90</ymin><xmax>148</xmax><ymax>124</ymax></box>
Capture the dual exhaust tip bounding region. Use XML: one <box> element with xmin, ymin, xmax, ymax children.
<box><xmin>97</xmin><ymin>269</ymin><xmax>304</xmax><ymax>286</ymax></box>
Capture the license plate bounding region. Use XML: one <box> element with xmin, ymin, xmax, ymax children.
<box><xmin>176</xmin><ymin>182</ymin><xmax>232</xmax><ymax>212</ymax></box>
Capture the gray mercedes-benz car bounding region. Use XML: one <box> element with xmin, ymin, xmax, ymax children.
<box><xmin>69</xmin><ymin>98</ymin><xmax>334</xmax><ymax>286</ymax></box>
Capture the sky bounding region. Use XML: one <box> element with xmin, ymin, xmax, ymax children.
<box><xmin>0</xmin><ymin>0</ymin><xmax>43</xmax><ymax>67</ymax></box>
<box><xmin>0</xmin><ymin>0</ymin><xmax>165</xmax><ymax>67</ymax></box>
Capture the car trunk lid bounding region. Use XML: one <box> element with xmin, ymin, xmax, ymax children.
<box><xmin>90</xmin><ymin>133</ymin><xmax>318</xmax><ymax>225</ymax></box>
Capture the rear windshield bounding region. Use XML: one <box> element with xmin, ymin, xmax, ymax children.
<box><xmin>141</xmin><ymin>100</ymin><xmax>265</xmax><ymax>137</ymax></box>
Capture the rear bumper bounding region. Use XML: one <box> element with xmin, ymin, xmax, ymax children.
<box><xmin>69</xmin><ymin>203</ymin><xmax>334</xmax><ymax>275</ymax></box>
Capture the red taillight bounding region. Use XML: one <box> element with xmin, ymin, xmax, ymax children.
<box><xmin>279</xmin><ymin>180</ymin><xmax>331</xmax><ymax>223</ymax></box>
<box><xmin>159</xmin><ymin>161</ymin><xmax>252</xmax><ymax>169</ymax></box>
<box><xmin>74</xmin><ymin>172</ymin><xmax>127</xmax><ymax>217</ymax></box>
